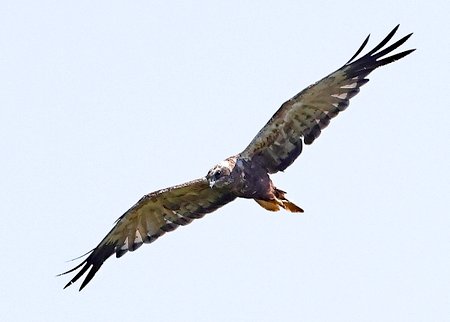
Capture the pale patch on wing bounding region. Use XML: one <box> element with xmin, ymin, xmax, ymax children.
<box><xmin>340</xmin><ymin>81</ymin><xmax>359</xmax><ymax>89</ymax></box>
<box><xmin>331</xmin><ymin>92</ymin><xmax>352</xmax><ymax>100</ymax></box>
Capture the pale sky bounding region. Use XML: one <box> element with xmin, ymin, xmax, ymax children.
<box><xmin>1</xmin><ymin>1</ymin><xmax>449</xmax><ymax>321</ymax></box>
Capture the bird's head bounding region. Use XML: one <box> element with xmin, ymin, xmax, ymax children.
<box><xmin>206</xmin><ymin>159</ymin><xmax>235</xmax><ymax>189</ymax></box>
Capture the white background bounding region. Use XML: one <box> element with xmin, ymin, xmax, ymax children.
<box><xmin>1</xmin><ymin>1</ymin><xmax>449</xmax><ymax>321</ymax></box>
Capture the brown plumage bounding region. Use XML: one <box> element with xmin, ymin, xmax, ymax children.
<box><xmin>60</xmin><ymin>25</ymin><xmax>414</xmax><ymax>290</ymax></box>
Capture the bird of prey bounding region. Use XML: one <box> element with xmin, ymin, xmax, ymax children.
<box><xmin>60</xmin><ymin>25</ymin><xmax>414</xmax><ymax>290</ymax></box>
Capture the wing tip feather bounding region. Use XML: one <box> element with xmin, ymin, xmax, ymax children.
<box><xmin>60</xmin><ymin>243</ymin><xmax>116</xmax><ymax>291</ymax></box>
<box><xmin>346</xmin><ymin>25</ymin><xmax>414</xmax><ymax>73</ymax></box>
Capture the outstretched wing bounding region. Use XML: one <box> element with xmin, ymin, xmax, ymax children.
<box><xmin>240</xmin><ymin>25</ymin><xmax>415</xmax><ymax>174</ymax></box>
<box><xmin>60</xmin><ymin>178</ymin><xmax>236</xmax><ymax>291</ymax></box>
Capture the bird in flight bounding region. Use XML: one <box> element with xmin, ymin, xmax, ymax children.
<box><xmin>61</xmin><ymin>25</ymin><xmax>414</xmax><ymax>291</ymax></box>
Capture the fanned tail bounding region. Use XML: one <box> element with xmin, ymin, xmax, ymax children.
<box><xmin>255</xmin><ymin>188</ymin><xmax>303</xmax><ymax>213</ymax></box>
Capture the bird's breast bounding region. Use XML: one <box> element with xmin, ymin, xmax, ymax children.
<box><xmin>231</xmin><ymin>158</ymin><xmax>272</xmax><ymax>199</ymax></box>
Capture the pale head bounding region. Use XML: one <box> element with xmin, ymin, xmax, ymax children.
<box><xmin>206</xmin><ymin>159</ymin><xmax>235</xmax><ymax>188</ymax></box>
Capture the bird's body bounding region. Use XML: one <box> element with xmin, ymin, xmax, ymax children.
<box><xmin>207</xmin><ymin>156</ymin><xmax>303</xmax><ymax>212</ymax></box>
<box><xmin>61</xmin><ymin>25</ymin><xmax>415</xmax><ymax>291</ymax></box>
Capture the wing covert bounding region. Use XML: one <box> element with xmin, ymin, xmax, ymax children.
<box><xmin>60</xmin><ymin>178</ymin><xmax>236</xmax><ymax>291</ymax></box>
<box><xmin>240</xmin><ymin>25</ymin><xmax>414</xmax><ymax>173</ymax></box>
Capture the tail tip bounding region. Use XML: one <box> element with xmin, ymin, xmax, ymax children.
<box><xmin>284</xmin><ymin>201</ymin><xmax>304</xmax><ymax>213</ymax></box>
<box><xmin>255</xmin><ymin>199</ymin><xmax>304</xmax><ymax>213</ymax></box>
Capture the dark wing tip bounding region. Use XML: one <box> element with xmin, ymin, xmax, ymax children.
<box><xmin>344</xmin><ymin>25</ymin><xmax>414</xmax><ymax>78</ymax></box>
<box><xmin>347</xmin><ymin>24</ymin><xmax>400</xmax><ymax>64</ymax></box>
<box><xmin>375</xmin><ymin>48</ymin><xmax>415</xmax><ymax>67</ymax></box>
<box><xmin>345</xmin><ymin>34</ymin><xmax>370</xmax><ymax>64</ymax></box>
<box><xmin>59</xmin><ymin>243</ymin><xmax>116</xmax><ymax>291</ymax></box>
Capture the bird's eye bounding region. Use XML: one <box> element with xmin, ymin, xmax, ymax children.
<box><xmin>214</xmin><ymin>170</ymin><xmax>222</xmax><ymax>179</ymax></box>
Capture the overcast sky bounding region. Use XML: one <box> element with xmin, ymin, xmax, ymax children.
<box><xmin>1</xmin><ymin>1</ymin><xmax>449</xmax><ymax>321</ymax></box>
